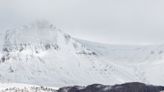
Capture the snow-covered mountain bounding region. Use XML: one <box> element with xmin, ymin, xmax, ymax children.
<box><xmin>0</xmin><ymin>21</ymin><xmax>164</xmax><ymax>87</ymax></box>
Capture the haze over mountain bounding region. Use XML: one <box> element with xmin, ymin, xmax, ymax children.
<box><xmin>1</xmin><ymin>0</ymin><xmax>164</xmax><ymax>44</ymax></box>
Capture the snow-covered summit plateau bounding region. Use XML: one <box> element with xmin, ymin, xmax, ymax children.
<box><xmin>0</xmin><ymin>21</ymin><xmax>164</xmax><ymax>87</ymax></box>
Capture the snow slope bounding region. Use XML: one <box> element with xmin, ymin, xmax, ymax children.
<box><xmin>0</xmin><ymin>21</ymin><xmax>164</xmax><ymax>87</ymax></box>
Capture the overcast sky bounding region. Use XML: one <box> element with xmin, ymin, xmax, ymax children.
<box><xmin>0</xmin><ymin>0</ymin><xmax>164</xmax><ymax>45</ymax></box>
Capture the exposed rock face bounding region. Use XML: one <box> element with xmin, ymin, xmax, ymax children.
<box><xmin>58</xmin><ymin>82</ymin><xmax>164</xmax><ymax>92</ymax></box>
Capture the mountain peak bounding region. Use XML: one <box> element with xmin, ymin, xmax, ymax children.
<box><xmin>0</xmin><ymin>21</ymin><xmax>96</xmax><ymax>59</ymax></box>
<box><xmin>2</xmin><ymin>21</ymin><xmax>62</xmax><ymax>46</ymax></box>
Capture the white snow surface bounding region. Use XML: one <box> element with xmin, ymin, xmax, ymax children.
<box><xmin>0</xmin><ymin>21</ymin><xmax>164</xmax><ymax>87</ymax></box>
<box><xmin>0</xmin><ymin>83</ymin><xmax>58</xmax><ymax>92</ymax></box>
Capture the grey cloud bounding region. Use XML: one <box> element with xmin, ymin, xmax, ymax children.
<box><xmin>0</xmin><ymin>0</ymin><xmax>164</xmax><ymax>45</ymax></box>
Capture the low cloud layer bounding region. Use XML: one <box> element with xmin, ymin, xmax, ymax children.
<box><xmin>0</xmin><ymin>0</ymin><xmax>164</xmax><ymax>45</ymax></box>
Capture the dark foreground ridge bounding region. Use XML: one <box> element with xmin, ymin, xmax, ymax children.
<box><xmin>58</xmin><ymin>82</ymin><xmax>164</xmax><ymax>92</ymax></box>
<box><xmin>1</xmin><ymin>82</ymin><xmax>164</xmax><ymax>92</ymax></box>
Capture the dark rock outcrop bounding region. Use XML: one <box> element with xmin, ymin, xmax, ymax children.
<box><xmin>58</xmin><ymin>82</ymin><xmax>164</xmax><ymax>92</ymax></box>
